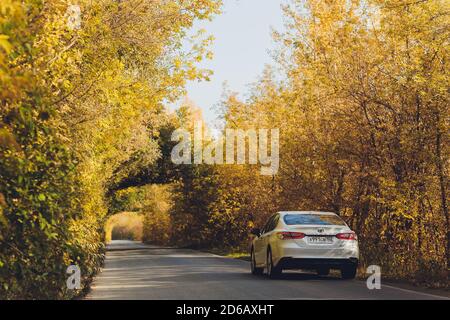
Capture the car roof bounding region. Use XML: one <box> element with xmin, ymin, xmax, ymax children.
<box><xmin>278</xmin><ymin>211</ymin><xmax>337</xmax><ymax>216</ymax></box>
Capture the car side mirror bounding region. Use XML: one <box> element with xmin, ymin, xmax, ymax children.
<box><xmin>250</xmin><ymin>228</ymin><xmax>261</xmax><ymax>237</ymax></box>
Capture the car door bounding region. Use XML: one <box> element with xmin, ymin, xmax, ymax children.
<box><xmin>263</xmin><ymin>214</ymin><xmax>279</xmax><ymax>255</ymax></box>
<box><xmin>254</xmin><ymin>216</ymin><xmax>273</xmax><ymax>265</ymax></box>
<box><xmin>254</xmin><ymin>214</ymin><xmax>278</xmax><ymax>265</ymax></box>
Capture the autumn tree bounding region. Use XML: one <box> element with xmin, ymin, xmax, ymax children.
<box><xmin>0</xmin><ymin>0</ymin><xmax>221</xmax><ymax>298</ymax></box>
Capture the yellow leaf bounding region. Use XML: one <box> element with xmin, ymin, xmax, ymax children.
<box><xmin>0</xmin><ymin>35</ymin><xmax>12</xmax><ymax>54</ymax></box>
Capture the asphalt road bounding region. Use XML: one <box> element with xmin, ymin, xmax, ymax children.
<box><xmin>87</xmin><ymin>240</ymin><xmax>448</xmax><ymax>300</ymax></box>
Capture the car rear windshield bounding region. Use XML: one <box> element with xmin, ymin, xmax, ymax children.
<box><xmin>283</xmin><ymin>214</ymin><xmax>346</xmax><ymax>226</ymax></box>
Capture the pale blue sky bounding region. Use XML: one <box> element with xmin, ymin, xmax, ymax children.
<box><xmin>174</xmin><ymin>0</ymin><xmax>288</xmax><ymax>127</ymax></box>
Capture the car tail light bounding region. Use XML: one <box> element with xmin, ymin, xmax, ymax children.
<box><xmin>277</xmin><ymin>232</ymin><xmax>306</xmax><ymax>240</ymax></box>
<box><xmin>336</xmin><ymin>232</ymin><xmax>357</xmax><ymax>240</ymax></box>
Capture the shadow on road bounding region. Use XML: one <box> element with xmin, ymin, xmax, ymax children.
<box><xmin>254</xmin><ymin>272</ymin><xmax>344</xmax><ymax>282</ymax></box>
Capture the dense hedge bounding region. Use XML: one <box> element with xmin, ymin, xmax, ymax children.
<box><xmin>0</xmin><ymin>97</ymin><xmax>105</xmax><ymax>299</ymax></box>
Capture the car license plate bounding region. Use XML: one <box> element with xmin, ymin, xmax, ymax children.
<box><xmin>308</xmin><ymin>236</ymin><xmax>333</xmax><ymax>244</ymax></box>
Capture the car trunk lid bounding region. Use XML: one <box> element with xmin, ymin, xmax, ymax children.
<box><xmin>286</xmin><ymin>225</ymin><xmax>349</xmax><ymax>247</ymax></box>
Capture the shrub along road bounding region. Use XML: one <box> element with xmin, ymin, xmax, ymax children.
<box><xmin>87</xmin><ymin>241</ymin><xmax>448</xmax><ymax>300</ymax></box>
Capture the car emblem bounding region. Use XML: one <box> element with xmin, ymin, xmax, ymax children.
<box><xmin>317</xmin><ymin>228</ymin><xmax>324</xmax><ymax>233</ymax></box>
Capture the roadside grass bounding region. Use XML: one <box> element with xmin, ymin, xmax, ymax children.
<box><xmin>204</xmin><ymin>247</ymin><xmax>250</xmax><ymax>261</ymax></box>
<box><xmin>226</xmin><ymin>252</ymin><xmax>251</xmax><ymax>261</ymax></box>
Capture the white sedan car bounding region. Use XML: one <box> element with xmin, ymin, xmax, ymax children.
<box><xmin>250</xmin><ymin>211</ymin><xmax>359</xmax><ymax>279</ymax></box>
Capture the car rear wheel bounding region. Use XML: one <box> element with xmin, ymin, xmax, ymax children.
<box><xmin>266</xmin><ymin>248</ymin><xmax>282</xmax><ymax>278</ymax></box>
<box><xmin>251</xmin><ymin>248</ymin><xmax>264</xmax><ymax>275</ymax></box>
<box><xmin>316</xmin><ymin>267</ymin><xmax>330</xmax><ymax>276</ymax></box>
<box><xmin>341</xmin><ymin>264</ymin><xmax>357</xmax><ymax>279</ymax></box>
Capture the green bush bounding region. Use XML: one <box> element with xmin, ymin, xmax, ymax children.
<box><xmin>0</xmin><ymin>105</ymin><xmax>104</xmax><ymax>299</ymax></box>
